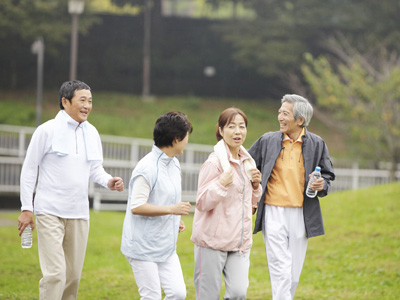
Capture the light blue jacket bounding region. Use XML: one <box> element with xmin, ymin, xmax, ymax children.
<box><xmin>121</xmin><ymin>145</ymin><xmax>182</xmax><ymax>262</ymax></box>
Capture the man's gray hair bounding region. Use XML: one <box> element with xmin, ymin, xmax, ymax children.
<box><xmin>281</xmin><ymin>94</ymin><xmax>313</xmax><ymax>127</ymax></box>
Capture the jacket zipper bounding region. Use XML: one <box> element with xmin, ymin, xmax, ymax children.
<box><xmin>75</xmin><ymin>124</ymin><xmax>80</xmax><ymax>154</ymax></box>
<box><xmin>238</xmin><ymin>163</ymin><xmax>245</xmax><ymax>250</ymax></box>
<box><xmin>166</xmin><ymin>159</ymin><xmax>178</xmax><ymax>252</ymax></box>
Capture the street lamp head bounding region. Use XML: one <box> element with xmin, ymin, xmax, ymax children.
<box><xmin>68</xmin><ymin>0</ymin><xmax>85</xmax><ymax>14</ymax></box>
<box><xmin>31</xmin><ymin>37</ymin><xmax>44</xmax><ymax>55</ymax></box>
<box><xmin>204</xmin><ymin>66</ymin><xmax>216</xmax><ymax>77</ymax></box>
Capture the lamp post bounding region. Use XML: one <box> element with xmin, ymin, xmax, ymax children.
<box><xmin>68</xmin><ymin>0</ymin><xmax>85</xmax><ymax>81</ymax></box>
<box><xmin>142</xmin><ymin>0</ymin><xmax>151</xmax><ymax>101</ymax></box>
<box><xmin>31</xmin><ymin>37</ymin><xmax>45</xmax><ymax>127</ymax></box>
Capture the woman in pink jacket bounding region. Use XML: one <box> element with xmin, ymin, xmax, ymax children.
<box><xmin>191</xmin><ymin>108</ymin><xmax>262</xmax><ymax>300</ymax></box>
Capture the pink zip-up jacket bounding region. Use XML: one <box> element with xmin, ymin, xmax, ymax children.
<box><xmin>191</xmin><ymin>146</ymin><xmax>262</xmax><ymax>252</ymax></box>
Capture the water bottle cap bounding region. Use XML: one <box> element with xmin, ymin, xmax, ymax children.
<box><xmin>315</xmin><ymin>166</ymin><xmax>321</xmax><ymax>172</ymax></box>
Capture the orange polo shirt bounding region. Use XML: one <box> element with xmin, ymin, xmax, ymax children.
<box><xmin>265</xmin><ymin>129</ymin><xmax>305</xmax><ymax>207</ymax></box>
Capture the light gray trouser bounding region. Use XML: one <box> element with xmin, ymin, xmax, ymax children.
<box><xmin>194</xmin><ymin>245</ymin><xmax>250</xmax><ymax>300</ymax></box>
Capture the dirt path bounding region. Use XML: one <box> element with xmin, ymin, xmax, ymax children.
<box><xmin>0</xmin><ymin>210</ymin><xmax>18</xmax><ymax>227</ymax></box>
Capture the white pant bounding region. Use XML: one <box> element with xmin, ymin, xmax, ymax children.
<box><xmin>262</xmin><ymin>205</ymin><xmax>308</xmax><ymax>300</ymax></box>
<box><xmin>126</xmin><ymin>252</ymin><xmax>186</xmax><ymax>300</ymax></box>
<box><xmin>194</xmin><ymin>245</ymin><xmax>250</xmax><ymax>300</ymax></box>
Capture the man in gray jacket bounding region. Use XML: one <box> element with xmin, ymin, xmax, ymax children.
<box><xmin>248</xmin><ymin>94</ymin><xmax>335</xmax><ymax>300</ymax></box>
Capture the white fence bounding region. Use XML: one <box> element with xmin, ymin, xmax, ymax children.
<box><xmin>1</xmin><ymin>124</ymin><xmax>398</xmax><ymax>211</ymax></box>
<box><xmin>0</xmin><ymin>124</ymin><xmax>212</xmax><ymax>210</ymax></box>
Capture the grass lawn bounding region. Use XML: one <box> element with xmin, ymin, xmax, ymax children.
<box><xmin>1</xmin><ymin>183</ymin><xmax>399</xmax><ymax>299</ymax></box>
<box><xmin>0</xmin><ymin>90</ymin><xmax>347</xmax><ymax>157</ymax></box>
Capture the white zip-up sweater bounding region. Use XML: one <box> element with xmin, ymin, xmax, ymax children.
<box><xmin>20</xmin><ymin>111</ymin><xmax>112</xmax><ymax>220</ymax></box>
<box><xmin>121</xmin><ymin>145</ymin><xmax>182</xmax><ymax>262</ymax></box>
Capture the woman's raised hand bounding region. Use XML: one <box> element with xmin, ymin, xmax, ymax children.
<box><xmin>218</xmin><ymin>169</ymin><xmax>234</xmax><ymax>187</ymax></box>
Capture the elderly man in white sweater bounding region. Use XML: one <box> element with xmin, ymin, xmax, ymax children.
<box><xmin>17</xmin><ymin>80</ymin><xmax>124</xmax><ymax>300</ymax></box>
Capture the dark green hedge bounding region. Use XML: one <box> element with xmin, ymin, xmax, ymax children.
<box><xmin>0</xmin><ymin>14</ymin><xmax>277</xmax><ymax>99</ymax></box>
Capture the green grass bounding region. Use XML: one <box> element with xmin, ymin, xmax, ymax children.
<box><xmin>1</xmin><ymin>183</ymin><xmax>399</xmax><ymax>299</ymax></box>
<box><xmin>0</xmin><ymin>90</ymin><xmax>347</xmax><ymax>156</ymax></box>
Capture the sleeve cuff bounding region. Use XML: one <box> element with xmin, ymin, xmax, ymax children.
<box><xmin>104</xmin><ymin>174</ymin><xmax>113</xmax><ymax>190</ymax></box>
<box><xmin>21</xmin><ymin>206</ymin><xmax>33</xmax><ymax>212</ymax></box>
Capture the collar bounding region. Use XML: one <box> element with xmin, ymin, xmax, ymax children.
<box><xmin>215</xmin><ymin>140</ymin><xmax>256</xmax><ymax>181</ymax></box>
<box><xmin>152</xmin><ymin>145</ymin><xmax>175</xmax><ymax>165</ymax></box>
<box><xmin>61</xmin><ymin>110</ymin><xmax>87</xmax><ymax>128</ymax></box>
<box><xmin>220</xmin><ymin>141</ymin><xmax>251</xmax><ymax>163</ymax></box>
<box><xmin>283</xmin><ymin>127</ymin><xmax>305</xmax><ymax>143</ymax></box>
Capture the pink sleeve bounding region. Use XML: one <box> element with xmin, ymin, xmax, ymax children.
<box><xmin>252</xmin><ymin>184</ymin><xmax>262</xmax><ymax>208</ymax></box>
<box><xmin>196</xmin><ymin>159</ymin><xmax>228</xmax><ymax>212</ymax></box>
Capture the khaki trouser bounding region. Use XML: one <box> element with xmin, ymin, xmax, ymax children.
<box><xmin>36</xmin><ymin>215</ymin><xmax>89</xmax><ymax>300</ymax></box>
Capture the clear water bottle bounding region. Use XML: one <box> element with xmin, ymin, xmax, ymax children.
<box><xmin>306</xmin><ymin>166</ymin><xmax>321</xmax><ymax>198</ymax></box>
<box><xmin>21</xmin><ymin>225</ymin><xmax>32</xmax><ymax>248</ymax></box>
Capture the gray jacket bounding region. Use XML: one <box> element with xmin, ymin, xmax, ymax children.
<box><xmin>248</xmin><ymin>129</ymin><xmax>335</xmax><ymax>238</ymax></box>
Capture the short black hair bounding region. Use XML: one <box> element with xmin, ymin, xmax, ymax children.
<box><xmin>153</xmin><ymin>112</ymin><xmax>193</xmax><ymax>147</ymax></box>
<box><xmin>59</xmin><ymin>80</ymin><xmax>91</xmax><ymax>110</ymax></box>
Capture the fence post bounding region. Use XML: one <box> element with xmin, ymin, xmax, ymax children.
<box><xmin>185</xmin><ymin>148</ymin><xmax>194</xmax><ymax>166</ymax></box>
<box><xmin>352</xmin><ymin>162</ymin><xmax>359</xmax><ymax>190</ymax></box>
<box><xmin>93</xmin><ymin>193</ymin><xmax>101</xmax><ymax>211</ymax></box>
<box><xmin>18</xmin><ymin>129</ymin><xmax>25</xmax><ymax>157</ymax></box>
<box><xmin>88</xmin><ymin>181</ymin><xmax>95</xmax><ymax>198</ymax></box>
<box><xmin>130</xmin><ymin>141</ymin><xmax>139</xmax><ymax>164</ymax></box>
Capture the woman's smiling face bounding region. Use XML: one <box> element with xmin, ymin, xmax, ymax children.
<box><xmin>219</xmin><ymin>114</ymin><xmax>247</xmax><ymax>152</ymax></box>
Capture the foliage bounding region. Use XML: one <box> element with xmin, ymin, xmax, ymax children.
<box><xmin>301</xmin><ymin>38</ymin><xmax>400</xmax><ymax>178</ymax></box>
<box><xmin>0</xmin><ymin>0</ymin><xmax>100</xmax><ymax>89</ymax></box>
<box><xmin>203</xmin><ymin>0</ymin><xmax>254</xmax><ymax>19</ymax></box>
<box><xmin>1</xmin><ymin>183</ymin><xmax>400</xmax><ymax>299</ymax></box>
<box><xmin>109</xmin><ymin>0</ymin><xmax>162</xmax><ymax>17</ymax></box>
<box><xmin>0</xmin><ymin>0</ymin><xmax>99</xmax><ymax>55</ymax></box>
<box><xmin>90</xmin><ymin>0</ymin><xmax>141</xmax><ymax>14</ymax></box>
<box><xmin>210</xmin><ymin>0</ymin><xmax>400</xmax><ymax>80</ymax></box>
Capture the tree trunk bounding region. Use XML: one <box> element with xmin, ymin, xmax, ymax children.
<box><xmin>142</xmin><ymin>0</ymin><xmax>151</xmax><ymax>100</ymax></box>
<box><xmin>10</xmin><ymin>59</ymin><xmax>17</xmax><ymax>89</ymax></box>
<box><xmin>390</xmin><ymin>147</ymin><xmax>399</xmax><ymax>182</ymax></box>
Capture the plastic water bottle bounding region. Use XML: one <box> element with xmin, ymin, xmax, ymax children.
<box><xmin>21</xmin><ymin>225</ymin><xmax>32</xmax><ymax>248</ymax></box>
<box><xmin>306</xmin><ymin>166</ymin><xmax>321</xmax><ymax>198</ymax></box>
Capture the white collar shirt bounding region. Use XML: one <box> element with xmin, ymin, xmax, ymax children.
<box><xmin>20</xmin><ymin>112</ymin><xmax>112</xmax><ymax>220</ymax></box>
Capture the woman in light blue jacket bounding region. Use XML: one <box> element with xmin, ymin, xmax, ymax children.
<box><xmin>121</xmin><ymin>112</ymin><xmax>193</xmax><ymax>300</ymax></box>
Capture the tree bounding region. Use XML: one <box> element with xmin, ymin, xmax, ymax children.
<box><xmin>301</xmin><ymin>35</ymin><xmax>400</xmax><ymax>180</ymax></box>
<box><xmin>0</xmin><ymin>0</ymin><xmax>99</xmax><ymax>53</ymax></box>
<box><xmin>204</xmin><ymin>0</ymin><xmax>250</xmax><ymax>19</ymax></box>
<box><xmin>209</xmin><ymin>0</ymin><xmax>400</xmax><ymax>89</ymax></box>
<box><xmin>110</xmin><ymin>0</ymin><xmax>163</xmax><ymax>99</ymax></box>
<box><xmin>0</xmin><ymin>0</ymin><xmax>99</xmax><ymax>88</ymax></box>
